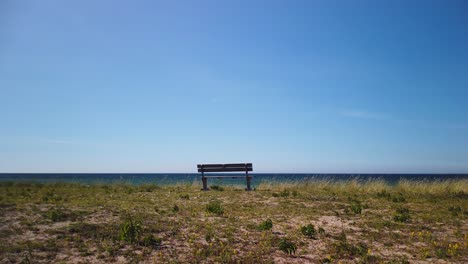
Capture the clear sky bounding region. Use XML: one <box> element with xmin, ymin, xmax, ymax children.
<box><xmin>1</xmin><ymin>0</ymin><xmax>467</xmax><ymax>173</ymax></box>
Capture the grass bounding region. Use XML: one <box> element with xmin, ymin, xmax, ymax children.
<box><xmin>0</xmin><ymin>178</ymin><xmax>466</xmax><ymax>263</ymax></box>
<box><xmin>300</xmin><ymin>223</ymin><xmax>317</xmax><ymax>239</ymax></box>
<box><xmin>258</xmin><ymin>218</ymin><xmax>273</xmax><ymax>231</ymax></box>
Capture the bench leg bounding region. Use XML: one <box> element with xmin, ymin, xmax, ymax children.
<box><xmin>245</xmin><ymin>176</ymin><xmax>252</xmax><ymax>191</ymax></box>
<box><xmin>202</xmin><ymin>177</ymin><xmax>209</xmax><ymax>191</ymax></box>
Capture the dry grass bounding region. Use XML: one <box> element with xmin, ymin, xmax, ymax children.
<box><xmin>0</xmin><ymin>179</ymin><xmax>466</xmax><ymax>263</ymax></box>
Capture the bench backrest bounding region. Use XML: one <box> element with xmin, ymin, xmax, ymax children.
<box><xmin>197</xmin><ymin>163</ymin><xmax>253</xmax><ymax>173</ymax></box>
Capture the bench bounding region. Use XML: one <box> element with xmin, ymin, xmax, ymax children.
<box><xmin>197</xmin><ymin>163</ymin><xmax>253</xmax><ymax>191</ymax></box>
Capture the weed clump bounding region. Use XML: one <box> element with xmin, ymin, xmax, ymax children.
<box><xmin>48</xmin><ymin>209</ymin><xmax>66</xmax><ymax>222</ymax></box>
<box><xmin>210</xmin><ymin>185</ymin><xmax>224</xmax><ymax>191</ymax></box>
<box><xmin>394</xmin><ymin>207</ymin><xmax>411</xmax><ymax>222</ymax></box>
<box><xmin>334</xmin><ymin>236</ymin><xmax>369</xmax><ymax>258</ymax></box>
<box><xmin>278</xmin><ymin>238</ymin><xmax>297</xmax><ymax>255</ymax></box>
<box><xmin>179</xmin><ymin>194</ymin><xmax>190</xmax><ymax>200</ymax></box>
<box><xmin>206</xmin><ymin>201</ymin><xmax>224</xmax><ymax>216</ymax></box>
<box><xmin>272</xmin><ymin>189</ymin><xmax>290</xmax><ymax>197</ymax></box>
<box><xmin>392</xmin><ymin>194</ymin><xmax>406</xmax><ymax>203</ymax></box>
<box><xmin>448</xmin><ymin>206</ymin><xmax>465</xmax><ymax>217</ymax></box>
<box><xmin>45</xmin><ymin>208</ymin><xmax>83</xmax><ymax>222</ymax></box>
<box><xmin>345</xmin><ymin>199</ymin><xmax>363</xmax><ymax>215</ymax></box>
<box><xmin>119</xmin><ymin>215</ymin><xmax>142</xmax><ymax>243</ymax></box>
<box><xmin>141</xmin><ymin>234</ymin><xmax>161</xmax><ymax>248</ymax></box>
<box><xmin>258</xmin><ymin>218</ymin><xmax>273</xmax><ymax>231</ymax></box>
<box><xmin>300</xmin><ymin>224</ymin><xmax>317</xmax><ymax>239</ymax></box>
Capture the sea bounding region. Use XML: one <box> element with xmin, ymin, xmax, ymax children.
<box><xmin>0</xmin><ymin>173</ymin><xmax>466</xmax><ymax>188</ymax></box>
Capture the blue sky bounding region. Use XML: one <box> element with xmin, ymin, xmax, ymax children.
<box><xmin>1</xmin><ymin>0</ymin><xmax>467</xmax><ymax>173</ymax></box>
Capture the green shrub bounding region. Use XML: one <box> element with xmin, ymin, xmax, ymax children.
<box><xmin>448</xmin><ymin>206</ymin><xmax>463</xmax><ymax>217</ymax></box>
<box><xmin>141</xmin><ymin>234</ymin><xmax>161</xmax><ymax>248</ymax></box>
<box><xmin>204</xmin><ymin>229</ymin><xmax>215</xmax><ymax>242</ymax></box>
<box><xmin>350</xmin><ymin>202</ymin><xmax>362</xmax><ymax>214</ymax></box>
<box><xmin>119</xmin><ymin>216</ymin><xmax>142</xmax><ymax>243</ymax></box>
<box><xmin>392</xmin><ymin>195</ymin><xmax>406</xmax><ymax>203</ymax></box>
<box><xmin>258</xmin><ymin>218</ymin><xmax>273</xmax><ymax>231</ymax></box>
<box><xmin>377</xmin><ymin>190</ymin><xmax>391</xmax><ymax>199</ymax></box>
<box><xmin>334</xmin><ymin>240</ymin><xmax>368</xmax><ymax>257</ymax></box>
<box><xmin>210</xmin><ymin>185</ymin><xmax>224</xmax><ymax>191</ymax></box>
<box><xmin>48</xmin><ymin>209</ymin><xmax>66</xmax><ymax>222</ymax></box>
<box><xmin>272</xmin><ymin>190</ymin><xmax>290</xmax><ymax>197</ymax></box>
<box><xmin>206</xmin><ymin>201</ymin><xmax>224</xmax><ymax>216</ymax></box>
<box><xmin>300</xmin><ymin>224</ymin><xmax>317</xmax><ymax>239</ymax></box>
<box><xmin>179</xmin><ymin>194</ymin><xmax>190</xmax><ymax>200</ymax></box>
<box><xmin>393</xmin><ymin>207</ymin><xmax>410</xmax><ymax>222</ymax></box>
<box><xmin>318</xmin><ymin>227</ymin><xmax>325</xmax><ymax>235</ymax></box>
<box><xmin>278</xmin><ymin>238</ymin><xmax>297</xmax><ymax>255</ymax></box>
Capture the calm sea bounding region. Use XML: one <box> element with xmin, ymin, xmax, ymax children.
<box><xmin>0</xmin><ymin>173</ymin><xmax>466</xmax><ymax>188</ymax></box>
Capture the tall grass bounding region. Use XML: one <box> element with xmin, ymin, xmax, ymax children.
<box><xmin>1</xmin><ymin>178</ymin><xmax>466</xmax><ymax>197</ymax></box>
<box><xmin>257</xmin><ymin>178</ymin><xmax>467</xmax><ymax>196</ymax></box>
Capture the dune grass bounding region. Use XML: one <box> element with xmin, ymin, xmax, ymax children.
<box><xmin>0</xmin><ymin>179</ymin><xmax>466</xmax><ymax>263</ymax></box>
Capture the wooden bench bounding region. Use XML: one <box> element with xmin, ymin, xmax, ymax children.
<box><xmin>197</xmin><ymin>163</ymin><xmax>253</xmax><ymax>191</ymax></box>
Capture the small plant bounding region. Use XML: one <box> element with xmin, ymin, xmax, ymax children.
<box><xmin>318</xmin><ymin>227</ymin><xmax>325</xmax><ymax>235</ymax></box>
<box><xmin>272</xmin><ymin>190</ymin><xmax>290</xmax><ymax>197</ymax></box>
<box><xmin>292</xmin><ymin>190</ymin><xmax>298</xmax><ymax>197</ymax></box>
<box><xmin>204</xmin><ymin>228</ymin><xmax>216</xmax><ymax>243</ymax></box>
<box><xmin>377</xmin><ymin>190</ymin><xmax>391</xmax><ymax>199</ymax></box>
<box><xmin>278</xmin><ymin>238</ymin><xmax>297</xmax><ymax>255</ymax></box>
<box><xmin>350</xmin><ymin>202</ymin><xmax>362</xmax><ymax>214</ymax></box>
<box><xmin>210</xmin><ymin>185</ymin><xmax>224</xmax><ymax>191</ymax></box>
<box><xmin>48</xmin><ymin>209</ymin><xmax>66</xmax><ymax>222</ymax></box>
<box><xmin>139</xmin><ymin>184</ymin><xmax>159</xmax><ymax>192</ymax></box>
<box><xmin>258</xmin><ymin>218</ymin><xmax>273</xmax><ymax>231</ymax></box>
<box><xmin>448</xmin><ymin>206</ymin><xmax>463</xmax><ymax>217</ymax></box>
<box><xmin>334</xmin><ymin>240</ymin><xmax>368</xmax><ymax>258</ymax></box>
<box><xmin>172</xmin><ymin>204</ymin><xmax>179</xmax><ymax>212</ymax></box>
<box><xmin>179</xmin><ymin>194</ymin><xmax>190</xmax><ymax>200</ymax></box>
<box><xmin>393</xmin><ymin>207</ymin><xmax>411</xmax><ymax>222</ymax></box>
<box><xmin>322</xmin><ymin>255</ymin><xmax>333</xmax><ymax>263</ymax></box>
<box><xmin>392</xmin><ymin>194</ymin><xmax>406</xmax><ymax>203</ymax></box>
<box><xmin>141</xmin><ymin>234</ymin><xmax>161</xmax><ymax>247</ymax></box>
<box><xmin>206</xmin><ymin>201</ymin><xmax>224</xmax><ymax>216</ymax></box>
<box><xmin>119</xmin><ymin>215</ymin><xmax>142</xmax><ymax>243</ymax></box>
<box><xmin>300</xmin><ymin>224</ymin><xmax>317</xmax><ymax>239</ymax></box>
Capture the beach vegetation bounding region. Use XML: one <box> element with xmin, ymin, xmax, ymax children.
<box><xmin>1</xmin><ymin>179</ymin><xmax>467</xmax><ymax>263</ymax></box>
<box><xmin>206</xmin><ymin>200</ymin><xmax>224</xmax><ymax>216</ymax></box>
<box><xmin>300</xmin><ymin>223</ymin><xmax>317</xmax><ymax>239</ymax></box>
<box><xmin>393</xmin><ymin>207</ymin><xmax>411</xmax><ymax>222</ymax></box>
<box><xmin>210</xmin><ymin>185</ymin><xmax>224</xmax><ymax>191</ymax></box>
<box><xmin>179</xmin><ymin>194</ymin><xmax>190</xmax><ymax>199</ymax></box>
<box><xmin>278</xmin><ymin>238</ymin><xmax>297</xmax><ymax>255</ymax></box>
<box><xmin>119</xmin><ymin>215</ymin><xmax>142</xmax><ymax>243</ymax></box>
<box><xmin>258</xmin><ymin>218</ymin><xmax>273</xmax><ymax>231</ymax></box>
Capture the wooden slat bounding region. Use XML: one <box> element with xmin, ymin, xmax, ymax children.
<box><xmin>197</xmin><ymin>163</ymin><xmax>252</xmax><ymax>172</ymax></box>
<box><xmin>204</xmin><ymin>176</ymin><xmax>253</xmax><ymax>179</ymax></box>
<box><xmin>197</xmin><ymin>163</ymin><xmax>252</xmax><ymax>169</ymax></box>
<box><xmin>197</xmin><ymin>167</ymin><xmax>253</xmax><ymax>172</ymax></box>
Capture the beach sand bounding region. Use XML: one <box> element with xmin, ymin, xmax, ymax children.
<box><xmin>0</xmin><ymin>180</ymin><xmax>467</xmax><ymax>263</ymax></box>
